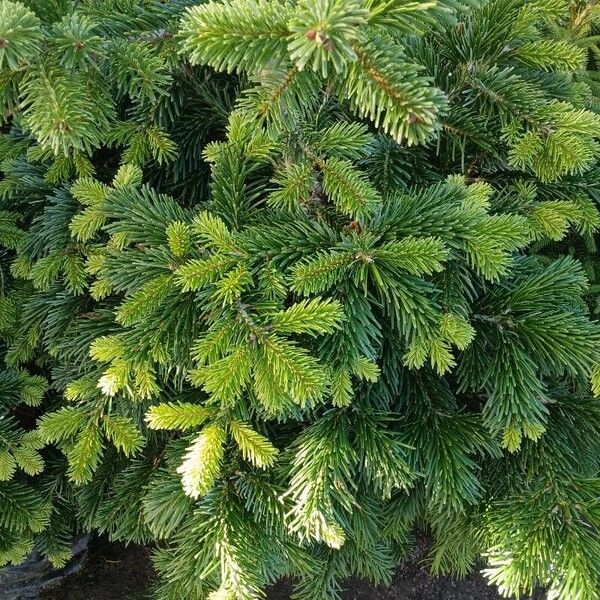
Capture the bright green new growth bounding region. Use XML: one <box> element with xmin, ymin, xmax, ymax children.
<box><xmin>1</xmin><ymin>0</ymin><xmax>600</xmax><ymax>599</ymax></box>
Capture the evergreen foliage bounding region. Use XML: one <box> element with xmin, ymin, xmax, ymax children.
<box><xmin>1</xmin><ymin>0</ymin><xmax>600</xmax><ymax>599</ymax></box>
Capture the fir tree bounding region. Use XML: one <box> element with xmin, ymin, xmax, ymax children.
<box><xmin>2</xmin><ymin>0</ymin><xmax>600</xmax><ymax>599</ymax></box>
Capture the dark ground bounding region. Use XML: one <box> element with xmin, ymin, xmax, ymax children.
<box><xmin>40</xmin><ymin>537</ymin><xmax>541</xmax><ymax>600</ymax></box>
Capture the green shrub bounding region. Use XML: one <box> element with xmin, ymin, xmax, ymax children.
<box><xmin>1</xmin><ymin>0</ymin><xmax>600</xmax><ymax>598</ymax></box>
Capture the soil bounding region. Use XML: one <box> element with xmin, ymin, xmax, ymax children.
<box><xmin>40</xmin><ymin>537</ymin><xmax>542</xmax><ymax>600</ymax></box>
<box><xmin>39</xmin><ymin>539</ymin><xmax>154</xmax><ymax>600</ymax></box>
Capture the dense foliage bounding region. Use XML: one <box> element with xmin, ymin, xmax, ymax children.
<box><xmin>2</xmin><ymin>0</ymin><xmax>600</xmax><ymax>598</ymax></box>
